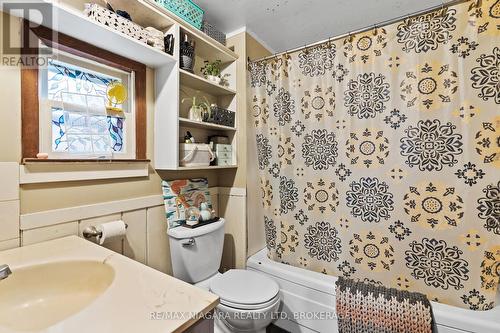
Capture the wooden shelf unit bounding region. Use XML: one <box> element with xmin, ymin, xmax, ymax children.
<box><xmin>141</xmin><ymin>0</ymin><xmax>239</xmax><ymax>170</ymax></box>
<box><xmin>179</xmin><ymin>69</ymin><xmax>237</xmax><ymax>96</ymax></box>
<box><xmin>16</xmin><ymin>0</ymin><xmax>239</xmax><ymax>171</ymax></box>
<box><xmin>179</xmin><ymin>118</ymin><xmax>236</xmax><ymax>131</ymax></box>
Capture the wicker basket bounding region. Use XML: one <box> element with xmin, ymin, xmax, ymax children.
<box><xmin>84</xmin><ymin>3</ymin><xmax>150</xmax><ymax>44</ymax></box>
<box><xmin>154</xmin><ymin>0</ymin><xmax>204</xmax><ymax>29</ymax></box>
<box><xmin>203</xmin><ymin>106</ymin><xmax>235</xmax><ymax>127</ymax></box>
<box><xmin>202</xmin><ymin>21</ymin><xmax>226</xmax><ymax>45</ymax></box>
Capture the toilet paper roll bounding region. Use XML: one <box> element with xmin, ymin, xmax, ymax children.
<box><xmin>96</xmin><ymin>220</ymin><xmax>127</xmax><ymax>245</ymax></box>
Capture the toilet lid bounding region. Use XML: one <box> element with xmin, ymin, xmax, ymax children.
<box><xmin>209</xmin><ymin>269</ymin><xmax>279</xmax><ymax>306</ymax></box>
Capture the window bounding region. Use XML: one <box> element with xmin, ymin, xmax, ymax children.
<box><xmin>21</xmin><ymin>22</ymin><xmax>147</xmax><ymax>162</ymax></box>
<box><xmin>39</xmin><ymin>53</ymin><xmax>135</xmax><ymax>159</ymax></box>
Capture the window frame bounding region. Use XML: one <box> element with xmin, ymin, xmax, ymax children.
<box><xmin>21</xmin><ymin>21</ymin><xmax>147</xmax><ymax>162</ymax></box>
<box><xmin>40</xmin><ymin>52</ymin><xmax>136</xmax><ymax>159</ymax></box>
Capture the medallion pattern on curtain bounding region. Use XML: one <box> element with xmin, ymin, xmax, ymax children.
<box><xmin>249</xmin><ymin>0</ymin><xmax>500</xmax><ymax>310</ymax></box>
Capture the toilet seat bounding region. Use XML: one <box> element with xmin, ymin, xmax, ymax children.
<box><xmin>210</xmin><ymin>269</ymin><xmax>280</xmax><ymax>310</ymax></box>
<box><xmin>219</xmin><ymin>293</ymin><xmax>280</xmax><ymax>310</ymax></box>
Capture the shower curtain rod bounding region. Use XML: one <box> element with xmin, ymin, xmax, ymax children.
<box><xmin>248</xmin><ymin>0</ymin><xmax>469</xmax><ymax>63</ymax></box>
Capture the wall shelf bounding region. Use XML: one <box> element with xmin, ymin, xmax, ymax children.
<box><xmin>106</xmin><ymin>0</ymin><xmax>176</xmax><ymax>31</ymax></box>
<box><xmin>178</xmin><ymin>27</ymin><xmax>237</xmax><ymax>64</ymax></box>
<box><xmin>176</xmin><ymin>165</ymin><xmax>238</xmax><ymax>171</ymax></box>
<box><xmin>15</xmin><ymin>1</ymin><xmax>178</xmax><ymax>68</ymax></box>
<box><xmin>110</xmin><ymin>0</ymin><xmax>238</xmax><ymax>63</ymax></box>
<box><xmin>179</xmin><ymin>69</ymin><xmax>236</xmax><ymax>96</ymax></box>
<box><xmin>58</xmin><ymin>0</ymin><xmax>238</xmax><ymax>63</ymax></box>
<box><xmin>179</xmin><ymin>118</ymin><xmax>236</xmax><ymax>131</ymax></box>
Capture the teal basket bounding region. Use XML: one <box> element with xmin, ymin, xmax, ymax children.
<box><xmin>155</xmin><ymin>0</ymin><xmax>204</xmax><ymax>29</ymax></box>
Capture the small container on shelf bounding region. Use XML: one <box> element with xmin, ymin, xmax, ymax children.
<box><xmin>84</xmin><ymin>3</ymin><xmax>150</xmax><ymax>45</ymax></box>
<box><xmin>179</xmin><ymin>143</ymin><xmax>215</xmax><ymax>167</ymax></box>
<box><xmin>203</xmin><ymin>105</ymin><xmax>235</xmax><ymax>128</ymax></box>
<box><xmin>208</xmin><ymin>135</ymin><xmax>229</xmax><ymax>144</ymax></box>
<box><xmin>164</xmin><ymin>34</ymin><xmax>175</xmax><ymax>55</ymax></box>
<box><xmin>180</xmin><ymin>33</ymin><xmax>195</xmax><ymax>72</ymax></box>
<box><xmin>154</xmin><ymin>0</ymin><xmax>204</xmax><ymax>29</ymax></box>
<box><xmin>216</xmin><ymin>158</ymin><xmax>233</xmax><ymax>166</ymax></box>
<box><xmin>202</xmin><ymin>21</ymin><xmax>226</xmax><ymax>45</ymax></box>
<box><xmin>212</xmin><ymin>143</ymin><xmax>232</xmax><ymax>166</ymax></box>
<box><xmin>144</xmin><ymin>27</ymin><xmax>165</xmax><ymax>51</ymax></box>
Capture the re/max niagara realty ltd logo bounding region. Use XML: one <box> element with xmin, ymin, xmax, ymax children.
<box><xmin>1</xmin><ymin>0</ymin><xmax>56</xmax><ymax>67</ymax></box>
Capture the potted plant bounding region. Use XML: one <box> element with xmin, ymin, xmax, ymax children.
<box><xmin>219</xmin><ymin>73</ymin><xmax>231</xmax><ymax>87</ymax></box>
<box><xmin>181</xmin><ymin>94</ymin><xmax>210</xmax><ymax>122</ymax></box>
<box><xmin>201</xmin><ymin>60</ymin><xmax>222</xmax><ymax>84</ymax></box>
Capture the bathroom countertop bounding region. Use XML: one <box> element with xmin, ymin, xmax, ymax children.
<box><xmin>0</xmin><ymin>236</ymin><xmax>219</xmax><ymax>333</ymax></box>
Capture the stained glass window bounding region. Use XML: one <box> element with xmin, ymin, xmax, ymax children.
<box><xmin>44</xmin><ymin>58</ymin><xmax>130</xmax><ymax>157</ymax></box>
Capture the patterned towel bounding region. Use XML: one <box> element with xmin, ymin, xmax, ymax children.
<box><xmin>335</xmin><ymin>277</ymin><xmax>435</xmax><ymax>333</ymax></box>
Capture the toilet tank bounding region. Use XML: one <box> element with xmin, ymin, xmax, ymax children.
<box><xmin>167</xmin><ymin>219</ymin><xmax>225</xmax><ymax>283</ymax></box>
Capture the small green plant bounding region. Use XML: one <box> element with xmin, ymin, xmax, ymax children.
<box><xmin>219</xmin><ymin>73</ymin><xmax>231</xmax><ymax>87</ymax></box>
<box><xmin>181</xmin><ymin>92</ymin><xmax>211</xmax><ymax>121</ymax></box>
<box><xmin>200</xmin><ymin>60</ymin><xmax>222</xmax><ymax>77</ymax></box>
<box><xmin>181</xmin><ymin>94</ymin><xmax>210</xmax><ymax>110</ymax></box>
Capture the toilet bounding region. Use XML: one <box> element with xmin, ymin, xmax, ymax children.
<box><xmin>167</xmin><ymin>219</ymin><xmax>280</xmax><ymax>333</ymax></box>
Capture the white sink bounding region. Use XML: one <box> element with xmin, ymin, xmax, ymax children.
<box><xmin>0</xmin><ymin>260</ymin><xmax>115</xmax><ymax>331</ymax></box>
<box><xmin>0</xmin><ymin>237</ymin><xmax>218</xmax><ymax>333</ymax></box>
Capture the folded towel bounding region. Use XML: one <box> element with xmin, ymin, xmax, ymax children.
<box><xmin>335</xmin><ymin>277</ymin><xmax>435</xmax><ymax>333</ymax></box>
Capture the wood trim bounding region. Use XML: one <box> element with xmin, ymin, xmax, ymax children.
<box><xmin>134</xmin><ymin>68</ymin><xmax>147</xmax><ymax>159</ymax></box>
<box><xmin>20</xmin><ymin>67</ymin><xmax>40</xmax><ymax>159</ymax></box>
<box><xmin>21</xmin><ymin>22</ymin><xmax>147</xmax><ymax>160</ymax></box>
<box><xmin>23</xmin><ymin>158</ymin><xmax>150</xmax><ymax>164</ymax></box>
<box><xmin>31</xmin><ymin>25</ymin><xmax>145</xmax><ymax>73</ymax></box>
<box><xmin>19</xmin><ymin>163</ymin><xmax>150</xmax><ymax>185</ymax></box>
<box><xmin>21</xmin><ymin>21</ymin><xmax>40</xmax><ymax>159</ymax></box>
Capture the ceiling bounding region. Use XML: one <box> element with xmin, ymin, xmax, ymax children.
<box><xmin>194</xmin><ymin>0</ymin><xmax>456</xmax><ymax>53</ymax></box>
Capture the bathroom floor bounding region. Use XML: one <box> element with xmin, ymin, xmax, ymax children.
<box><xmin>267</xmin><ymin>324</ymin><xmax>289</xmax><ymax>333</ymax></box>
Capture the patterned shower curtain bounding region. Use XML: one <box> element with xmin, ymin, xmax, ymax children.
<box><xmin>249</xmin><ymin>0</ymin><xmax>499</xmax><ymax>310</ymax></box>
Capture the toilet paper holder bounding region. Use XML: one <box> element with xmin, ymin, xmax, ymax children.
<box><xmin>83</xmin><ymin>224</ymin><xmax>128</xmax><ymax>239</ymax></box>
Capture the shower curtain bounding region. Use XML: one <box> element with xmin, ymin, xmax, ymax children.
<box><xmin>249</xmin><ymin>0</ymin><xmax>499</xmax><ymax>310</ymax></box>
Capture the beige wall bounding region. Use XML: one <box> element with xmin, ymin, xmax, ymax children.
<box><xmin>216</xmin><ymin>31</ymin><xmax>272</xmax><ymax>266</ymax></box>
<box><xmin>219</xmin><ymin>33</ymin><xmax>247</xmax><ymax>189</ymax></box>
<box><xmin>244</xmin><ymin>33</ymin><xmax>272</xmax><ymax>257</ymax></box>
<box><xmin>0</xmin><ymin>63</ymin><xmax>21</xmax><ymax>162</ymax></box>
<box><xmin>216</xmin><ymin>32</ymin><xmax>248</xmax><ymax>269</ymax></box>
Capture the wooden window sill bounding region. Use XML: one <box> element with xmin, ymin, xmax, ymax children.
<box><xmin>23</xmin><ymin>158</ymin><xmax>151</xmax><ymax>165</ymax></box>
<box><xmin>20</xmin><ymin>159</ymin><xmax>150</xmax><ymax>184</ymax></box>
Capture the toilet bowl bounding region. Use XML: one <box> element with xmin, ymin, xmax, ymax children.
<box><xmin>214</xmin><ymin>298</ymin><xmax>281</xmax><ymax>333</ymax></box>
<box><xmin>209</xmin><ymin>269</ymin><xmax>280</xmax><ymax>333</ymax></box>
<box><xmin>167</xmin><ymin>219</ymin><xmax>281</xmax><ymax>332</ymax></box>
